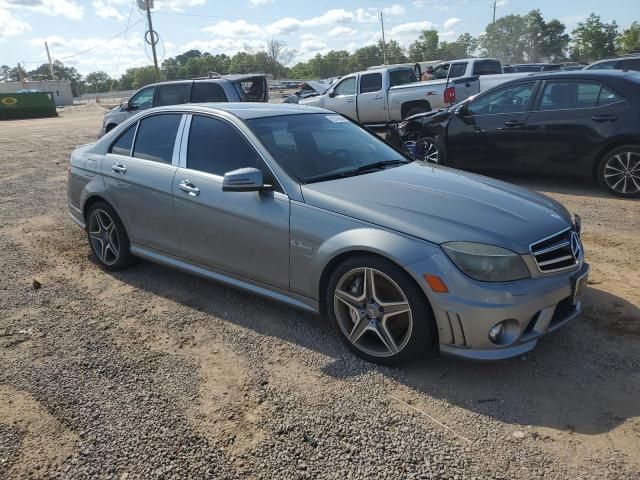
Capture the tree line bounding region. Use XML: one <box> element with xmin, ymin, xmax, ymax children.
<box><xmin>1</xmin><ymin>12</ymin><xmax>639</xmax><ymax>95</ymax></box>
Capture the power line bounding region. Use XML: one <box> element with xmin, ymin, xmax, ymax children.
<box><xmin>110</xmin><ymin>0</ymin><xmax>137</xmax><ymax>92</ymax></box>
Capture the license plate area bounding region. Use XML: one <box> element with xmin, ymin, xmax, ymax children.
<box><xmin>572</xmin><ymin>270</ymin><xmax>589</xmax><ymax>305</ymax></box>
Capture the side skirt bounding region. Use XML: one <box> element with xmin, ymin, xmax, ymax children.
<box><xmin>130</xmin><ymin>244</ymin><xmax>319</xmax><ymax>314</ymax></box>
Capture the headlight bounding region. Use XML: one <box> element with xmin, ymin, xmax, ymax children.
<box><xmin>442</xmin><ymin>242</ymin><xmax>530</xmax><ymax>282</ymax></box>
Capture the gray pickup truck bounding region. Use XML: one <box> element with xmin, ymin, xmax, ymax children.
<box><xmin>99</xmin><ymin>74</ymin><xmax>268</xmax><ymax>136</ymax></box>
<box><xmin>299</xmin><ymin>66</ymin><xmax>479</xmax><ymax>126</ymax></box>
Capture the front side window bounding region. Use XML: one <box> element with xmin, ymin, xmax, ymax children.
<box><xmin>360</xmin><ymin>73</ymin><xmax>382</xmax><ymax>93</ymax></box>
<box><xmin>191</xmin><ymin>82</ymin><xmax>228</xmax><ymax>102</ymax></box>
<box><xmin>467</xmin><ymin>82</ymin><xmax>535</xmax><ymax>115</ymax></box>
<box><xmin>618</xmin><ymin>58</ymin><xmax>640</xmax><ymax>71</ymax></box>
<box><xmin>187</xmin><ymin>115</ymin><xmax>270</xmax><ymax>180</ymax></box>
<box><xmin>109</xmin><ymin>123</ymin><xmax>136</xmax><ymax>156</ymax></box>
<box><xmin>334</xmin><ymin>77</ymin><xmax>356</xmax><ymax>96</ymax></box>
<box><xmin>129</xmin><ymin>87</ymin><xmax>155</xmax><ymax>111</ymax></box>
<box><xmin>246</xmin><ymin>113</ymin><xmax>410</xmax><ymax>184</ymax></box>
<box><xmin>132</xmin><ymin>114</ymin><xmax>182</xmax><ymax>164</ymax></box>
<box><xmin>157</xmin><ymin>84</ymin><xmax>190</xmax><ymax>107</ymax></box>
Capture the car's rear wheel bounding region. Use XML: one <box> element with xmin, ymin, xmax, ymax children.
<box><xmin>598</xmin><ymin>145</ymin><xmax>640</xmax><ymax>198</ymax></box>
<box><xmin>326</xmin><ymin>255</ymin><xmax>436</xmax><ymax>365</ymax></box>
<box><xmin>86</xmin><ymin>202</ymin><xmax>134</xmax><ymax>271</ymax></box>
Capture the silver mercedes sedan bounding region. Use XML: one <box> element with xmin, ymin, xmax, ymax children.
<box><xmin>67</xmin><ymin>103</ymin><xmax>589</xmax><ymax>364</ymax></box>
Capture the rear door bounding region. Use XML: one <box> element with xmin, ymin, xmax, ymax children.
<box><xmin>521</xmin><ymin>79</ymin><xmax>628</xmax><ymax>173</ymax></box>
<box><xmin>156</xmin><ymin>82</ymin><xmax>191</xmax><ymax>107</ymax></box>
<box><xmin>447</xmin><ymin>81</ymin><xmax>537</xmax><ymax>171</ymax></box>
<box><xmin>356</xmin><ymin>72</ymin><xmax>385</xmax><ymax>124</ymax></box>
<box><xmin>102</xmin><ymin>113</ymin><xmax>184</xmax><ymax>254</ymax></box>
<box><xmin>324</xmin><ymin>76</ymin><xmax>357</xmax><ymax>120</ymax></box>
<box><xmin>172</xmin><ymin>114</ymin><xmax>290</xmax><ymax>289</ymax></box>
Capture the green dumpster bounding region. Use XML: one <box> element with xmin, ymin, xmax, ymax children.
<box><xmin>0</xmin><ymin>92</ymin><xmax>58</xmax><ymax>120</ymax></box>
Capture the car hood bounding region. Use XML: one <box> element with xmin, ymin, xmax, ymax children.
<box><xmin>301</xmin><ymin>163</ymin><xmax>573</xmax><ymax>254</ymax></box>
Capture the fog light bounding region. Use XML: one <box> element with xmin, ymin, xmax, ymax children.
<box><xmin>489</xmin><ymin>323</ymin><xmax>505</xmax><ymax>343</ymax></box>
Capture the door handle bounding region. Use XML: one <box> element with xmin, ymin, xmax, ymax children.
<box><xmin>591</xmin><ymin>115</ymin><xmax>618</xmax><ymax>123</ymax></box>
<box><xmin>179</xmin><ymin>180</ymin><xmax>200</xmax><ymax>196</ymax></box>
<box><xmin>111</xmin><ymin>163</ymin><xmax>127</xmax><ymax>174</ymax></box>
<box><xmin>346</xmin><ymin>99</ymin><xmax>355</xmax><ymax>103</ymax></box>
<box><xmin>373</xmin><ymin>95</ymin><xmax>383</xmax><ymax>99</ymax></box>
<box><xmin>504</xmin><ymin>120</ymin><xmax>524</xmax><ymax>128</ymax></box>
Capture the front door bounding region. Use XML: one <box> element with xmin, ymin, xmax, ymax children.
<box><xmin>521</xmin><ymin>79</ymin><xmax>628</xmax><ymax>173</ymax></box>
<box><xmin>172</xmin><ymin>114</ymin><xmax>290</xmax><ymax>290</ymax></box>
<box><xmin>324</xmin><ymin>76</ymin><xmax>358</xmax><ymax>121</ymax></box>
<box><xmin>447</xmin><ymin>81</ymin><xmax>537</xmax><ymax>171</ymax></box>
<box><xmin>102</xmin><ymin>113</ymin><xmax>183</xmax><ymax>254</ymax></box>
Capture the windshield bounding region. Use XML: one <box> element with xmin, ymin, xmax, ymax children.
<box><xmin>246</xmin><ymin>113</ymin><xmax>411</xmax><ymax>183</ymax></box>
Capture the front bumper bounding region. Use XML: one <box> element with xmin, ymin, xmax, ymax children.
<box><xmin>405</xmin><ymin>253</ymin><xmax>589</xmax><ymax>361</ymax></box>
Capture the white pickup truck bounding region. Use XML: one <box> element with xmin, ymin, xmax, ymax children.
<box><xmin>299</xmin><ymin>65</ymin><xmax>480</xmax><ymax>126</ymax></box>
<box><xmin>429</xmin><ymin>58</ymin><xmax>531</xmax><ymax>93</ymax></box>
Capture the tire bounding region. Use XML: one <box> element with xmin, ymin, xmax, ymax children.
<box><xmin>404</xmin><ymin>106</ymin><xmax>430</xmax><ymax>119</ymax></box>
<box><xmin>597</xmin><ymin>145</ymin><xmax>640</xmax><ymax>198</ymax></box>
<box><xmin>415</xmin><ymin>136</ymin><xmax>445</xmax><ymax>165</ymax></box>
<box><xmin>86</xmin><ymin>201</ymin><xmax>134</xmax><ymax>271</ymax></box>
<box><xmin>325</xmin><ymin>255</ymin><xmax>436</xmax><ymax>365</ymax></box>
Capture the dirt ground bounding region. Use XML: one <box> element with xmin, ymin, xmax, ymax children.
<box><xmin>0</xmin><ymin>104</ymin><xmax>639</xmax><ymax>479</ymax></box>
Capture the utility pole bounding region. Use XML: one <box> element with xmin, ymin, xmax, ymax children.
<box><xmin>45</xmin><ymin>41</ymin><xmax>56</xmax><ymax>80</ymax></box>
<box><xmin>491</xmin><ymin>0</ymin><xmax>497</xmax><ymax>58</ymax></box>
<box><xmin>140</xmin><ymin>0</ymin><xmax>160</xmax><ymax>81</ymax></box>
<box><xmin>380</xmin><ymin>11</ymin><xmax>387</xmax><ymax>65</ymax></box>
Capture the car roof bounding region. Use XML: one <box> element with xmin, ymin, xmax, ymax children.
<box><xmin>144</xmin><ymin>74</ymin><xmax>266</xmax><ymax>88</ymax></box>
<box><xmin>150</xmin><ymin>102</ymin><xmax>333</xmax><ymax>120</ymax></box>
<box><xmin>499</xmin><ymin>69</ymin><xmax>639</xmax><ymax>84</ymax></box>
<box><xmin>589</xmin><ymin>55</ymin><xmax>640</xmax><ymax>65</ymax></box>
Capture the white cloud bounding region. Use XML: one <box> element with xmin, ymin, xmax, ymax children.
<box><xmin>496</xmin><ymin>0</ymin><xmax>508</xmax><ymax>6</ymax></box>
<box><xmin>443</xmin><ymin>17</ymin><xmax>461</xmax><ymax>30</ymax></box>
<box><xmin>389</xmin><ymin>21</ymin><xmax>436</xmax><ymax>36</ymax></box>
<box><xmin>412</xmin><ymin>0</ymin><xmax>450</xmax><ymax>11</ymax></box>
<box><xmin>383</xmin><ymin>5</ymin><xmax>405</xmax><ymax>16</ymax></box>
<box><xmin>267</xmin><ymin>17</ymin><xmax>301</xmax><ymax>35</ymax></box>
<box><xmin>249</xmin><ymin>0</ymin><xmax>272</xmax><ymax>4</ymax></box>
<box><xmin>202</xmin><ymin>19</ymin><xmax>265</xmax><ymax>37</ymax></box>
<box><xmin>154</xmin><ymin>0</ymin><xmax>205</xmax><ymax>12</ymax></box>
<box><xmin>2</xmin><ymin>0</ymin><xmax>84</xmax><ymax>20</ymax></box>
<box><xmin>328</xmin><ymin>26</ymin><xmax>357</xmax><ymax>38</ymax></box>
<box><xmin>0</xmin><ymin>7</ymin><xmax>31</xmax><ymax>37</ymax></box>
<box><xmin>300</xmin><ymin>38</ymin><xmax>327</xmax><ymax>54</ymax></box>
<box><xmin>92</xmin><ymin>0</ymin><xmax>124</xmax><ymax>21</ymax></box>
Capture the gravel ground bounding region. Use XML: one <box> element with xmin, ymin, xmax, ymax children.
<box><xmin>0</xmin><ymin>104</ymin><xmax>639</xmax><ymax>479</ymax></box>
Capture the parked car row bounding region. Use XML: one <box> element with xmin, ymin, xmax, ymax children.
<box><xmin>69</xmin><ymin>102</ymin><xmax>589</xmax><ymax>364</ymax></box>
<box><xmin>387</xmin><ymin>70</ymin><xmax>640</xmax><ymax>198</ymax></box>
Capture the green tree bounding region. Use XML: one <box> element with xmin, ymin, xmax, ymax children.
<box><xmin>408</xmin><ymin>29</ymin><xmax>440</xmax><ymax>62</ymax></box>
<box><xmin>85</xmin><ymin>71</ymin><xmax>112</xmax><ymax>93</ymax></box>
<box><xmin>523</xmin><ymin>10</ymin><xmax>569</xmax><ymax>62</ymax></box>
<box><xmin>480</xmin><ymin>14</ymin><xmax>528</xmax><ymax>63</ymax></box>
<box><xmin>0</xmin><ymin>65</ymin><xmax>11</xmax><ymax>81</ymax></box>
<box><xmin>131</xmin><ymin>66</ymin><xmax>160</xmax><ymax>89</ymax></box>
<box><xmin>28</xmin><ymin>61</ymin><xmax>83</xmax><ymax>96</ymax></box>
<box><xmin>571</xmin><ymin>13</ymin><xmax>619</xmax><ymax>62</ymax></box>
<box><xmin>617</xmin><ymin>21</ymin><xmax>640</xmax><ymax>53</ymax></box>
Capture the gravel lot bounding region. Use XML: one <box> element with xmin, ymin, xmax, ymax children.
<box><xmin>1</xmin><ymin>104</ymin><xmax>639</xmax><ymax>479</ymax></box>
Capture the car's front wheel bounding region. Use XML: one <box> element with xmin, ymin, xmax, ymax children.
<box><xmin>326</xmin><ymin>255</ymin><xmax>436</xmax><ymax>365</ymax></box>
<box><xmin>416</xmin><ymin>136</ymin><xmax>444</xmax><ymax>164</ymax></box>
<box><xmin>86</xmin><ymin>202</ymin><xmax>134</xmax><ymax>271</ymax></box>
<box><xmin>597</xmin><ymin>145</ymin><xmax>640</xmax><ymax>198</ymax></box>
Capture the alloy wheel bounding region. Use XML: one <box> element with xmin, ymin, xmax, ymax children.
<box><xmin>417</xmin><ymin>137</ymin><xmax>440</xmax><ymax>164</ymax></box>
<box><xmin>88</xmin><ymin>209</ymin><xmax>121</xmax><ymax>265</ymax></box>
<box><xmin>333</xmin><ymin>267</ymin><xmax>413</xmax><ymax>358</ymax></box>
<box><xmin>603</xmin><ymin>151</ymin><xmax>640</xmax><ymax>195</ymax></box>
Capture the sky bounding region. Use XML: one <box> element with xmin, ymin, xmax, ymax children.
<box><xmin>0</xmin><ymin>0</ymin><xmax>638</xmax><ymax>77</ymax></box>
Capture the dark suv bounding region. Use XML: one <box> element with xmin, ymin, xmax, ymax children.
<box><xmin>100</xmin><ymin>74</ymin><xmax>268</xmax><ymax>135</ymax></box>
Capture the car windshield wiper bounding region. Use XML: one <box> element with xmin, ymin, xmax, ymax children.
<box><xmin>304</xmin><ymin>159</ymin><xmax>411</xmax><ymax>184</ymax></box>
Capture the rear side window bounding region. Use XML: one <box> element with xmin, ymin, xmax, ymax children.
<box><xmin>360</xmin><ymin>73</ymin><xmax>382</xmax><ymax>93</ymax></box>
<box><xmin>156</xmin><ymin>84</ymin><xmax>190</xmax><ymax>107</ymax></box>
<box><xmin>191</xmin><ymin>82</ymin><xmax>228</xmax><ymax>102</ymax></box>
<box><xmin>473</xmin><ymin>60</ymin><xmax>502</xmax><ymax>76</ymax></box>
<box><xmin>133</xmin><ymin>114</ymin><xmax>182</xmax><ymax>164</ymax></box>
<box><xmin>587</xmin><ymin>61</ymin><xmax>616</xmax><ymax>70</ymax></box>
<box><xmin>187</xmin><ymin>115</ymin><xmax>261</xmax><ymax>176</ymax></box>
<box><xmin>539</xmin><ymin>81</ymin><xmax>624</xmax><ymax>111</ymax></box>
<box><xmin>389</xmin><ymin>69</ymin><xmax>417</xmax><ymax>87</ymax></box>
<box><xmin>618</xmin><ymin>58</ymin><xmax>640</xmax><ymax>71</ymax></box>
<box><xmin>109</xmin><ymin>123</ymin><xmax>136</xmax><ymax>156</ymax></box>
<box><xmin>449</xmin><ymin>63</ymin><xmax>467</xmax><ymax>78</ymax></box>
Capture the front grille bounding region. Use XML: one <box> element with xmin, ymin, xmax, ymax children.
<box><xmin>530</xmin><ymin>228</ymin><xmax>581</xmax><ymax>273</ymax></box>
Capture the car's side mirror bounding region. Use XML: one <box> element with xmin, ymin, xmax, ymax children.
<box><xmin>121</xmin><ymin>100</ymin><xmax>130</xmax><ymax>111</ymax></box>
<box><xmin>454</xmin><ymin>104</ymin><xmax>467</xmax><ymax>117</ymax></box>
<box><xmin>328</xmin><ymin>90</ymin><xmax>336</xmax><ymax>98</ymax></box>
<box><xmin>222</xmin><ymin>167</ymin><xmax>271</xmax><ymax>192</ymax></box>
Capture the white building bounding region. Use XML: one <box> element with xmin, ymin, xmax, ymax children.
<box><xmin>0</xmin><ymin>79</ymin><xmax>74</xmax><ymax>106</ymax></box>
